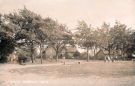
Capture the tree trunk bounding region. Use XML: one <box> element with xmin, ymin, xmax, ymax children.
<box><xmin>40</xmin><ymin>43</ymin><xmax>43</xmax><ymax>64</ymax></box>
<box><xmin>108</xmin><ymin>48</ymin><xmax>111</xmax><ymax>57</ymax></box>
<box><xmin>31</xmin><ymin>54</ymin><xmax>34</xmax><ymax>63</ymax></box>
<box><xmin>93</xmin><ymin>47</ymin><xmax>96</xmax><ymax>60</ymax></box>
<box><xmin>107</xmin><ymin>47</ymin><xmax>111</xmax><ymax>61</ymax></box>
<box><xmin>121</xmin><ymin>49</ymin><xmax>125</xmax><ymax>60</ymax></box>
<box><xmin>87</xmin><ymin>47</ymin><xmax>89</xmax><ymax>62</ymax></box>
<box><xmin>56</xmin><ymin>51</ymin><xmax>59</xmax><ymax>62</ymax></box>
<box><xmin>55</xmin><ymin>45</ymin><xmax>59</xmax><ymax>62</ymax></box>
<box><xmin>31</xmin><ymin>42</ymin><xmax>34</xmax><ymax>63</ymax></box>
<box><xmin>121</xmin><ymin>44</ymin><xmax>125</xmax><ymax>60</ymax></box>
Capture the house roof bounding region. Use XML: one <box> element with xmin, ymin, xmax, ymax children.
<box><xmin>96</xmin><ymin>49</ymin><xmax>121</xmax><ymax>56</ymax></box>
<box><xmin>65</xmin><ymin>46</ymin><xmax>77</xmax><ymax>53</ymax></box>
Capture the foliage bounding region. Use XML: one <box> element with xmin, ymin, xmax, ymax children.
<box><xmin>73</xmin><ymin>51</ymin><xmax>81</xmax><ymax>59</ymax></box>
<box><xmin>75</xmin><ymin>21</ymin><xmax>96</xmax><ymax>61</ymax></box>
<box><xmin>0</xmin><ymin>32</ymin><xmax>16</xmax><ymax>62</ymax></box>
<box><xmin>0</xmin><ymin>7</ymin><xmax>134</xmax><ymax>63</ymax></box>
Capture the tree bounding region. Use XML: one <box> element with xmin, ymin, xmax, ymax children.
<box><xmin>35</xmin><ymin>28</ymin><xmax>47</xmax><ymax>63</ymax></box>
<box><xmin>0</xmin><ymin>14</ymin><xmax>17</xmax><ymax>62</ymax></box>
<box><xmin>5</xmin><ymin>7</ymin><xmax>47</xmax><ymax>63</ymax></box>
<box><xmin>75</xmin><ymin>21</ymin><xmax>95</xmax><ymax>61</ymax></box>
<box><xmin>19</xmin><ymin>8</ymin><xmax>45</xmax><ymax>63</ymax></box>
<box><xmin>96</xmin><ymin>22</ymin><xmax>110</xmax><ymax>49</ymax></box>
<box><xmin>49</xmin><ymin>24</ymin><xmax>73</xmax><ymax>61</ymax></box>
<box><xmin>0</xmin><ymin>32</ymin><xmax>16</xmax><ymax>62</ymax></box>
<box><xmin>4</xmin><ymin>8</ymin><xmax>72</xmax><ymax>63</ymax></box>
<box><xmin>110</xmin><ymin>21</ymin><xmax>131</xmax><ymax>60</ymax></box>
<box><xmin>39</xmin><ymin>17</ymin><xmax>74</xmax><ymax>61</ymax></box>
<box><xmin>128</xmin><ymin>31</ymin><xmax>135</xmax><ymax>59</ymax></box>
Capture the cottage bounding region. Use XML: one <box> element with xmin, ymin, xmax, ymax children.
<box><xmin>95</xmin><ymin>49</ymin><xmax>120</xmax><ymax>61</ymax></box>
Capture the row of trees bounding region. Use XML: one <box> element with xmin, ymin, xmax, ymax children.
<box><xmin>75</xmin><ymin>21</ymin><xmax>134</xmax><ymax>61</ymax></box>
<box><xmin>0</xmin><ymin>7</ymin><xmax>73</xmax><ymax>63</ymax></box>
<box><xmin>0</xmin><ymin>8</ymin><xmax>135</xmax><ymax>63</ymax></box>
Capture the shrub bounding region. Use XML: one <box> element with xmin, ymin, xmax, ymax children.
<box><xmin>0</xmin><ymin>32</ymin><xmax>16</xmax><ymax>63</ymax></box>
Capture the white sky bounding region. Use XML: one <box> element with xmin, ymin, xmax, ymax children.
<box><xmin>0</xmin><ymin>0</ymin><xmax>135</xmax><ymax>30</ymax></box>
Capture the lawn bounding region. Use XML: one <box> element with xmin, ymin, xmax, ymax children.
<box><xmin>0</xmin><ymin>60</ymin><xmax>135</xmax><ymax>86</ymax></box>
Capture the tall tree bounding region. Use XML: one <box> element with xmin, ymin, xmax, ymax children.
<box><xmin>75</xmin><ymin>21</ymin><xmax>95</xmax><ymax>61</ymax></box>
<box><xmin>110</xmin><ymin>21</ymin><xmax>131</xmax><ymax>60</ymax></box>
<box><xmin>96</xmin><ymin>22</ymin><xmax>110</xmax><ymax>50</ymax></box>
<box><xmin>49</xmin><ymin>24</ymin><xmax>73</xmax><ymax>61</ymax></box>
<box><xmin>6</xmin><ymin>7</ymin><xmax>46</xmax><ymax>63</ymax></box>
<box><xmin>0</xmin><ymin>14</ymin><xmax>16</xmax><ymax>62</ymax></box>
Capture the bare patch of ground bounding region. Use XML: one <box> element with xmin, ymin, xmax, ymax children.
<box><xmin>0</xmin><ymin>60</ymin><xmax>135</xmax><ymax>86</ymax></box>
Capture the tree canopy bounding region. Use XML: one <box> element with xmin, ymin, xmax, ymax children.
<box><xmin>0</xmin><ymin>8</ymin><xmax>135</xmax><ymax>63</ymax></box>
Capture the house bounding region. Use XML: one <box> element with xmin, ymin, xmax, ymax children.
<box><xmin>95</xmin><ymin>49</ymin><xmax>123</xmax><ymax>60</ymax></box>
<box><xmin>44</xmin><ymin>46</ymin><xmax>56</xmax><ymax>60</ymax></box>
<box><xmin>95</xmin><ymin>50</ymin><xmax>107</xmax><ymax>60</ymax></box>
<box><xmin>42</xmin><ymin>45</ymin><xmax>77</xmax><ymax>59</ymax></box>
<box><xmin>64</xmin><ymin>45</ymin><xmax>77</xmax><ymax>59</ymax></box>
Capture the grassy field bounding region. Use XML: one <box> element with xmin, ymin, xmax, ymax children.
<box><xmin>0</xmin><ymin>60</ymin><xmax>135</xmax><ymax>86</ymax></box>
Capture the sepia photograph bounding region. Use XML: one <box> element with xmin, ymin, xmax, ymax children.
<box><xmin>0</xmin><ymin>0</ymin><xmax>135</xmax><ymax>86</ymax></box>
